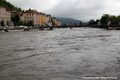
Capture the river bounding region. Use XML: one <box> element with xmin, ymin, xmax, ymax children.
<box><xmin>0</xmin><ymin>28</ymin><xmax>120</xmax><ymax>80</ymax></box>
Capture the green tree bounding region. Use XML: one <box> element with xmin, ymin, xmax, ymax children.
<box><xmin>11</xmin><ymin>14</ymin><xmax>20</xmax><ymax>26</ymax></box>
<box><xmin>109</xmin><ymin>15</ymin><xmax>117</xmax><ymax>25</ymax></box>
<box><xmin>88</xmin><ymin>19</ymin><xmax>96</xmax><ymax>25</ymax></box>
<box><xmin>117</xmin><ymin>15</ymin><xmax>120</xmax><ymax>25</ymax></box>
<box><xmin>1</xmin><ymin>21</ymin><xmax>5</xmax><ymax>27</ymax></box>
<box><xmin>100</xmin><ymin>14</ymin><xmax>110</xmax><ymax>25</ymax></box>
<box><xmin>17</xmin><ymin>21</ymin><xmax>24</xmax><ymax>26</ymax></box>
<box><xmin>79</xmin><ymin>21</ymin><xmax>82</xmax><ymax>26</ymax></box>
<box><xmin>27</xmin><ymin>21</ymin><xmax>33</xmax><ymax>27</ymax></box>
<box><xmin>0</xmin><ymin>0</ymin><xmax>22</xmax><ymax>11</ymax></box>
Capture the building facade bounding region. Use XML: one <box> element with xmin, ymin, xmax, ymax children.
<box><xmin>12</xmin><ymin>8</ymin><xmax>62</xmax><ymax>27</ymax></box>
<box><xmin>39</xmin><ymin>13</ymin><xmax>47</xmax><ymax>26</ymax></box>
<box><xmin>52</xmin><ymin>17</ymin><xmax>62</xmax><ymax>26</ymax></box>
<box><xmin>0</xmin><ymin>7</ymin><xmax>11</xmax><ymax>26</ymax></box>
<box><xmin>21</xmin><ymin>9</ymin><xmax>40</xmax><ymax>27</ymax></box>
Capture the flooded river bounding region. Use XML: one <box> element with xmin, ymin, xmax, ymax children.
<box><xmin>0</xmin><ymin>28</ymin><xmax>120</xmax><ymax>80</ymax></box>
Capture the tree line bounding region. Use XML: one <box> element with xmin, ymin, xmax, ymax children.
<box><xmin>0</xmin><ymin>0</ymin><xmax>22</xmax><ymax>11</ymax></box>
<box><xmin>88</xmin><ymin>14</ymin><xmax>120</xmax><ymax>28</ymax></box>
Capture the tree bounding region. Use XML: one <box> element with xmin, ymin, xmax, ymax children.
<box><xmin>96</xmin><ymin>19</ymin><xmax>100</xmax><ymax>24</ymax></box>
<box><xmin>11</xmin><ymin>14</ymin><xmax>20</xmax><ymax>26</ymax></box>
<box><xmin>0</xmin><ymin>0</ymin><xmax>22</xmax><ymax>11</ymax></box>
<box><xmin>88</xmin><ymin>19</ymin><xmax>96</xmax><ymax>26</ymax></box>
<box><xmin>109</xmin><ymin>15</ymin><xmax>117</xmax><ymax>25</ymax></box>
<box><xmin>17</xmin><ymin>8</ymin><xmax>22</xmax><ymax>12</ymax></box>
<box><xmin>117</xmin><ymin>15</ymin><xmax>120</xmax><ymax>25</ymax></box>
<box><xmin>79</xmin><ymin>21</ymin><xmax>82</xmax><ymax>27</ymax></box>
<box><xmin>1</xmin><ymin>21</ymin><xmax>5</xmax><ymax>27</ymax></box>
<box><xmin>100</xmin><ymin>14</ymin><xmax>110</xmax><ymax>25</ymax></box>
<box><xmin>17</xmin><ymin>21</ymin><xmax>24</xmax><ymax>26</ymax></box>
<box><xmin>27</xmin><ymin>21</ymin><xmax>33</xmax><ymax>27</ymax></box>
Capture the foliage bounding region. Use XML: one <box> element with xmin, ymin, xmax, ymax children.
<box><xmin>26</xmin><ymin>21</ymin><xmax>33</xmax><ymax>27</ymax></box>
<box><xmin>1</xmin><ymin>20</ymin><xmax>5</xmax><ymax>27</ymax></box>
<box><xmin>17</xmin><ymin>21</ymin><xmax>24</xmax><ymax>26</ymax></box>
<box><xmin>11</xmin><ymin>14</ymin><xmax>20</xmax><ymax>26</ymax></box>
<box><xmin>100</xmin><ymin>14</ymin><xmax>120</xmax><ymax>26</ymax></box>
<box><xmin>100</xmin><ymin>14</ymin><xmax>110</xmax><ymax>25</ymax></box>
<box><xmin>117</xmin><ymin>16</ymin><xmax>120</xmax><ymax>25</ymax></box>
<box><xmin>88</xmin><ymin>19</ymin><xmax>96</xmax><ymax>25</ymax></box>
<box><xmin>0</xmin><ymin>0</ymin><xmax>22</xmax><ymax>12</ymax></box>
<box><xmin>109</xmin><ymin>15</ymin><xmax>117</xmax><ymax>25</ymax></box>
<box><xmin>79</xmin><ymin>21</ymin><xmax>82</xmax><ymax>26</ymax></box>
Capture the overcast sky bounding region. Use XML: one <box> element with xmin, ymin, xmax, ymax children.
<box><xmin>7</xmin><ymin>0</ymin><xmax>120</xmax><ymax>21</ymax></box>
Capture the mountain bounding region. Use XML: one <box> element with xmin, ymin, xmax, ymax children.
<box><xmin>56</xmin><ymin>17</ymin><xmax>81</xmax><ymax>25</ymax></box>
<box><xmin>0</xmin><ymin>0</ymin><xmax>21</xmax><ymax>11</ymax></box>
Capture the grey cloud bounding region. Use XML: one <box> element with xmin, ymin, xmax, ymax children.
<box><xmin>7</xmin><ymin>0</ymin><xmax>120</xmax><ymax>21</ymax></box>
<box><xmin>48</xmin><ymin>0</ymin><xmax>107</xmax><ymax>21</ymax></box>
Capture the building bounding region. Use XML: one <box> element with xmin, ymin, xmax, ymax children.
<box><xmin>39</xmin><ymin>13</ymin><xmax>48</xmax><ymax>26</ymax></box>
<box><xmin>21</xmin><ymin>9</ymin><xmax>40</xmax><ymax>27</ymax></box>
<box><xmin>0</xmin><ymin>7</ymin><xmax>11</xmax><ymax>26</ymax></box>
<box><xmin>52</xmin><ymin>17</ymin><xmax>62</xmax><ymax>26</ymax></box>
<box><xmin>46</xmin><ymin>15</ymin><xmax>52</xmax><ymax>22</ymax></box>
<box><xmin>20</xmin><ymin>9</ymin><xmax>61</xmax><ymax>27</ymax></box>
<box><xmin>0</xmin><ymin>7</ymin><xmax>61</xmax><ymax>27</ymax></box>
<box><xmin>56</xmin><ymin>19</ymin><xmax>62</xmax><ymax>26</ymax></box>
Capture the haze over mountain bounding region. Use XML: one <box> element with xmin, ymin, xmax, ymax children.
<box><xmin>56</xmin><ymin>17</ymin><xmax>80</xmax><ymax>25</ymax></box>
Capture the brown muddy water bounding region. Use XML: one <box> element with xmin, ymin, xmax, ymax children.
<box><xmin>0</xmin><ymin>28</ymin><xmax>120</xmax><ymax>80</ymax></box>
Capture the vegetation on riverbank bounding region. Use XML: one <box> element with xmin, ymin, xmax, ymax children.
<box><xmin>0</xmin><ymin>0</ymin><xmax>22</xmax><ymax>11</ymax></box>
<box><xmin>88</xmin><ymin>14</ymin><xmax>120</xmax><ymax>29</ymax></box>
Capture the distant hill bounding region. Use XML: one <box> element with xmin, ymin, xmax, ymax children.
<box><xmin>56</xmin><ymin>17</ymin><xmax>81</xmax><ymax>25</ymax></box>
<box><xmin>0</xmin><ymin>0</ymin><xmax>21</xmax><ymax>11</ymax></box>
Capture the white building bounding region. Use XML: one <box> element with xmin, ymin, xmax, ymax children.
<box><xmin>21</xmin><ymin>9</ymin><xmax>40</xmax><ymax>27</ymax></box>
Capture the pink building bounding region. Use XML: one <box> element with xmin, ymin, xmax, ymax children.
<box><xmin>0</xmin><ymin>7</ymin><xmax>11</xmax><ymax>26</ymax></box>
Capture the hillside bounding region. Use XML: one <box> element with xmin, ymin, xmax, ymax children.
<box><xmin>0</xmin><ymin>0</ymin><xmax>21</xmax><ymax>11</ymax></box>
<box><xmin>56</xmin><ymin>17</ymin><xmax>81</xmax><ymax>25</ymax></box>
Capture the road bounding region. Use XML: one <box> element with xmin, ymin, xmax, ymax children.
<box><xmin>0</xmin><ymin>28</ymin><xmax>120</xmax><ymax>80</ymax></box>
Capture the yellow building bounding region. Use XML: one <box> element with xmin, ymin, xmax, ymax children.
<box><xmin>21</xmin><ymin>9</ymin><xmax>61</xmax><ymax>27</ymax></box>
<box><xmin>39</xmin><ymin>13</ymin><xmax>47</xmax><ymax>26</ymax></box>
<box><xmin>39</xmin><ymin>13</ymin><xmax>52</xmax><ymax>26</ymax></box>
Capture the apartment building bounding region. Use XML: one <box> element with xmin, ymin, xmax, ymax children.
<box><xmin>20</xmin><ymin>9</ymin><xmax>62</xmax><ymax>27</ymax></box>
<box><xmin>21</xmin><ymin>9</ymin><xmax>40</xmax><ymax>27</ymax></box>
<box><xmin>0</xmin><ymin>7</ymin><xmax>11</xmax><ymax>26</ymax></box>
<box><xmin>52</xmin><ymin>17</ymin><xmax>62</xmax><ymax>26</ymax></box>
<box><xmin>39</xmin><ymin>13</ymin><xmax>47</xmax><ymax>26</ymax></box>
<box><xmin>39</xmin><ymin>14</ymin><xmax>52</xmax><ymax>26</ymax></box>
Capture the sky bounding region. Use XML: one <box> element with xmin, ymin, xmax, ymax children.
<box><xmin>6</xmin><ymin>0</ymin><xmax>120</xmax><ymax>21</ymax></box>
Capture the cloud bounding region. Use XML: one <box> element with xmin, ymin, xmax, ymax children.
<box><xmin>7</xmin><ymin>0</ymin><xmax>59</xmax><ymax>12</ymax></box>
<box><xmin>47</xmin><ymin>0</ymin><xmax>109</xmax><ymax>20</ymax></box>
<box><xmin>6</xmin><ymin>0</ymin><xmax>120</xmax><ymax>21</ymax></box>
